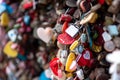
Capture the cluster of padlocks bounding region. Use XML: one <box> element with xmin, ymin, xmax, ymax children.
<box><xmin>43</xmin><ymin>0</ymin><xmax>120</xmax><ymax>80</ymax></box>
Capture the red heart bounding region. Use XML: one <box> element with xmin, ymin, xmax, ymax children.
<box><xmin>49</xmin><ymin>58</ymin><xmax>62</xmax><ymax>76</ymax></box>
<box><xmin>76</xmin><ymin>49</ymin><xmax>93</xmax><ymax>67</ymax></box>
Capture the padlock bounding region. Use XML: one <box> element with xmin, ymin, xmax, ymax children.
<box><xmin>8</xmin><ymin>29</ymin><xmax>18</xmax><ymax>42</ymax></box>
<box><xmin>23</xmin><ymin>1</ymin><xmax>33</xmax><ymax>9</ymax></box>
<box><xmin>76</xmin><ymin>48</ymin><xmax>93</xmax><ymax>67</ymax></box>
<box><xmin>80</xmin><ymin>33</ymin><xmax>87</xmax><ymax>43</ymax></box>
<box><xmin>3</xmin><ymin>41</ymin><xmax>18</xmax><ymax>58</ymax></box>
<box><xmin>65</xmin><ymin>52</ymin><xmax>76</xmax><ymax>72</ymax></box>
<box><xmin>59</xmin><ymin>14</ymin><xmax>72</xmax><ymax>22</ymax></box>
<box><xmin>76</xmin><ymin>69</ymin><xmax>84</xmax><ymax>80</ymax></box>
<box><xmin>66</xmin><ymin>0</ymin><xmax>77</xmax><ymax>7</ymax></box>
<box><xmin>76</xmin><ymin>45</ymin><xmax>84</xmax><ymax>54</ymax></box>
<box><xmin>49</xmin><ymin>58</ymin><xmax>62</xmax><ymax>77</ymax></box>
<box><xmin>108</xmin><ymin>0</ymin><xmax>120</xmax><ymax>14</ymax></box>
<box><xmin>53</xmin><ymin>23</ymin><xmax>62</xmax><ymax>33</ymax></box>
<box><xmin>83</xmin><ymin>3</ymin><xmax>102</xmax><ymax>17</ymax></box>
<box><xmin>104</xmin><ymin>40</ymin><xmax>115</xmax><ymax>52</ymax></box>
<box><xmin>62</xmin><ymin>21</ymin><xmax>69</xmax><ymax>33</ymax></box>
<box><xmin>1</xmin><ymin>12</ymin><xmax>9</xmax><ymax>27</ymax></box>
<box><xmin>58</xmin><ymin>33</ymin><xmax>75</xmax><ymax>45</ymax></box>
<box><xmin>79</xmin><ymin>0</ymin><xmax>92</xmax><ymax>13</ymax></box>
<box><xmin>65</xmin><ymin>24</ymin><xmax>79</xmax><ymax>38</ymax></box>
<box><xmin>102</xmin><ymin>31</ymin><xmax>112</xmax><ymax>42</ymax></box>
<box><xmin>92</xmin><ymin>42</ymin><xmax>102</xmax><ymax>53</ymax></box>
<box><xmin>80</xmin><ymin>12</ymin><xmax>98</xmax><ymax>25</ymax></box>
<box><xmin>69</xmin><ymin>37</ymin><xmax>81</xmax><ymax>51</ymax></box>
<box><xmin>23</xmin><ymin>14</ymin><xmax>30</xmax><ymax>25</ymax></box>
<box><xmin>107</xmin><ymin>25</ymin><xmax>119</xmax><ymax>36</ymax></box>
<box><xmin>57</xmin><ymin>49</ymin><xmax>68</xmax><ymax>65</ymax></box>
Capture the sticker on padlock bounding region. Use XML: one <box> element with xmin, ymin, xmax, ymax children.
<box><xmin>76</xmin><ymin>49</ymin><xmax>93</xmax><ymax>67</ymax></box>
<box><xmin>65</xmin><ymin>25</ymin><xmax>79</xmax><ymax>38</ymax></box>
<box><xmin>80</xmin><ymin>12</ymin><xmax>98</xmax><ymax>25</ymax></box>
<box><xmin>65</xmin><ymin>52</ymin><xmax>76</xmax><ymax>72</ymax></box>
<box><xmin>102</xmin><ymin>31</ymin><xmax>112</xmax><ymax>42</ymax></box>
<box><xmin>107</xmin><ymin>25</ymin><xmax>119</xmax><ymax>36</ymax></box>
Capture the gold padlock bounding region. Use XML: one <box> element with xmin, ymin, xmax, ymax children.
<box><xmin>92</xmin><ymin>43</ymin><xmax>102</xmax><ymax>53</ymax></box>
<box><xmin>80</xmin><ymin>12</ymin><xmax>98</xmax><ymax>25</ymax></box>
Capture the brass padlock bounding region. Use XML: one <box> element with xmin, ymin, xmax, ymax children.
<box><xmin>80</xmin><ymin>12</ymin><xmax>98</xmax><ymax>25</ymax></box>
<box><xmin>92</xmin><ymin>42</ymin><xmax>102</xmax><ymax>53</ymax></box>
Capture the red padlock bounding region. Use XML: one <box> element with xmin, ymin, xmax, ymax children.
<box><xmin>76</xmin><ymin>48</ymin><xmax>93</xmax><ymax>67</ymax></box>
<box><xmin>98</xmin><ymin>0</ymin><xmax>105</xmax><ymax>5</ymax></box>
<box><xmin>79</xmin><ymin>0</ymin><xmax>91</xmax><ymax>13</ymax></box>
<box><xmin>59</xmin><ymin>14</ymin><xmax>72</xmax><ymax>22</ymax></box>
<box><xmin>23</xmin><ymin>1</ymin><xmax>33</xmax><ymax>9</ymax></box>
<box><xmin>57</xmin><ymin>33</ymin><xmax>75</xmax><ymax>45</ymax></box>
<box><xmin>62</xmin><ymin>21</ymin><xmax>69</xmax><ymax>33</ymax></box>
<box><xmin>49</xmin><ymin>58</ymin><xmax>62</xmax><ymax>77</ymax></box>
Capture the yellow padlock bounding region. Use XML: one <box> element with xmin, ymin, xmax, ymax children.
<box><xmin>65</xmin><ymin>52</ymin><xmax>76</xmax><ymax>72</ymax></box>
<box><xmin>1</xmin><ymin>12</ymin><xmax>9</xmax><ymax>27</ymax></box>
<box><xmin>3</xmin><ymin>41</ymin><xmax>18</xmax><ymax>58</ymax></box>
<box><xmin>80</xmin><ymin>12</ymin><xmax>98</xmax><ymax>25</ymax></box>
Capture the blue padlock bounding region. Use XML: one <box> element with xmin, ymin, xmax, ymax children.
<box><xmin>76</xmin><ymin>45</ymin><xmax>84</xmax><ymax>54</ymax></box>
<box><xmin>0</xmin><ymin>2</ymin><xmax>13</xmax><ymax>14</ymax></box>
<box><xmin>24</xmin><ymin>14</ymin><xmax>30</xmax><ymax>25</ymax></box>
<box><xmin>107</xmin><ymin>25</ymin><xmax>119</xmax><ymax>36</ymax></box>
<box><xmin>80</xmin><ymin>33</ymin><xmax>87</xmax><ymax>43</ymax></box>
